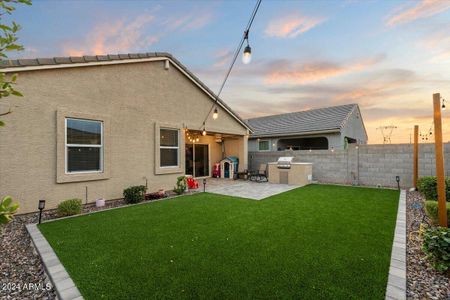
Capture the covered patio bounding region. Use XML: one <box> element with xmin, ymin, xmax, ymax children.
<box><xmin>201</xmin><ymin>178</ymin><xmax>299</xmax><ymax>200</ymax></box>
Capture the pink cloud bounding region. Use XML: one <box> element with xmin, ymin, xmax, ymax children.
<box><xmin>162</xmin><ymin>11</ymin><xmax>213</xmax><ymax>32</ymax></box>
<box><xmin>64</xmin><ymin>15</ymin><xmax>157</xmax><ymax>55</ymax></box>
<box><xmin>265</xmin><ymin>13</ymin><xmax>325</xmax><ymax>38</ymax></box>
<box><xmin>212</xmin><ymin>48</ymin><xmax>233</xmax><ymax>68</ymax></box>
<box><xmin>386</xmin><ymin>0</ymin><xmax>450</xmax><ymax>27</ymax></box>
<box><xmin>264</xmin><ymin>56</ymin><xmax>384</xmax><ymax>85</ymax></box>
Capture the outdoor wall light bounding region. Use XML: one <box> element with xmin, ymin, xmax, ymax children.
<box><xmin>331</xmin><ymin>146</ymin><xmax>335</xmax><ymax>152</ymax></box>
<box><xmin>395</xmin><ymin>176</ymin><xmax>400</xmax><ymax>190</ymax></box>
<box><xmin>213</xmin><ymin>107</ymin><xmax>218</xmax><ymax>120</ymax></box>
<box><xmin>38</xmin><ymin>199</ymin><xmax>45</xmax><ymax>224</ymax></box>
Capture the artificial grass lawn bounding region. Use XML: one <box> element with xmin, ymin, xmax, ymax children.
<box><xmin>39</xmin><ymin>185</ymin><xmax>399</xmax><ymax>299</ymax></box>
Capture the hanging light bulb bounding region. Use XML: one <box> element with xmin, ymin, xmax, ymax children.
<box><xmin>202</xmin><ymin>122</ymin><xmax>207</xmax><ymax>136</ymax></box>
<box><xmin>442</xmin><ymin>98</ymin><xmax>446</xmax><ymax>110</ymax></box>
<box><xmin>196</xmin><ymin>137</ymin><xmax>200</xmax><ymax>142</ymax></box>
<box><xmin>242</xmin><ymin>45</ymin><xmax>252</xmax><ymax>64</ymax></box>
<box><xmin>213</xmin><ymin>107</ymin><xmax>218</xmax><ymax>120</ymax></box>
<box><xmin>242</xmin><ymin>30</ymin><xmax>252</xmax><ymax>64</ymax></box>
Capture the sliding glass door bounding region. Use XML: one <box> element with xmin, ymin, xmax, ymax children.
<box><xmin>185</xmin><ymin>144</ymin><xmax>209</xmax><ymax>177</ymax></box>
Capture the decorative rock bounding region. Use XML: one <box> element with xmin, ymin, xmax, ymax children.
<box><xmin>406</xmin><ymin>191</ymin><xmax>449</xmax><ymax>299</ymax></box>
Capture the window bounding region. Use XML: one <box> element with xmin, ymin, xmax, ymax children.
<box><xmin>258</xmin><ymin>140</ymin><xmax>270</xmax><ymax>151</ymax></box>
<box><xmin>160</xmin><ymin>128</ymin><xmax>179</xmax><ymax>167</ymax></box>
<box><xmin>66</xmin><ymin>118</ymin><xmax>103</xmax><ymax>173</ymax></box>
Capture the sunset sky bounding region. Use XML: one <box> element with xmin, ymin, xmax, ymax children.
<box><xmin>7</xmin><ymin>0</ymin><xmax>450</xmax><ymax>144</ymax></box>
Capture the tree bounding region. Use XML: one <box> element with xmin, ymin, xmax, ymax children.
<box><xmin>0</xmin><ymin>0</ymin><xmax>31</xmax><ymax>127</ymax></box>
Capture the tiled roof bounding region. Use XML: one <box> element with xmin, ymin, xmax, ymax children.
<box><xmin>247</xmin><ymin>104</ymin><xmax>358</xmax><ymax>138</ymax></box>
<box><xmin>0</xmin><ymin>52</ymin><xmax>172</xmax><ymax>69</ymax></box>
<box><xmin>0</xmin><ymin>52</ymin><xmax>251</xmax><ymax>132</ymax></box>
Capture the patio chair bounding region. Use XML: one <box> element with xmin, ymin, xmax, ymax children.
<box><xmin>249</xmin><ymin>164</ymin><xmax>268</xmax><ymax>182</ymax></box>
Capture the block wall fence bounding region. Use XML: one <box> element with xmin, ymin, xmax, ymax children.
<box><xmin>249</xmin><ymin>143</ymin><xmax>450</xmax><ymax>188</ymax></box>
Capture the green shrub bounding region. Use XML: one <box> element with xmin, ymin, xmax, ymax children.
<box><xmin>173</xmin><ymin>176</ymin><xmax>187</xmax><ymax>195</ymax></box>
<box><xmin>0</xmin><ymin>195</ymin><xmax>19</xmax><ymax>228</ymax></box>
<box><xmin>417</xmin><ymin>176</ymin><xmax>450</xmax><ymax>201</ymax></box>
<box><xmin>123</xmin><ymin>185</ymin><xmax>146</xmax><ymax>204</ymax></box>
<box><xmin>422</xmin><ymin>226</ymin><xmax>450</xmax><ymax>272</ymax></box>
<box><xmin>57</xmin><ymin>198</ymin><xmax>82</xmax><ymax>217</ymax></box>
<box><xmin>425</xmin><ymin>200</ymin><xmax>450</xmax><ymax>227</ymax></box>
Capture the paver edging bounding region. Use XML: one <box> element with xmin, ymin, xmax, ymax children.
<box><xmin>26</xmin><ymin>224</ymin><xmax>84</xmax><ymax>300</ymax></box>
<box><xmin>385</xmin><ymin>190</ymin><xmax>406</xmax><ymax>300</ymax></box>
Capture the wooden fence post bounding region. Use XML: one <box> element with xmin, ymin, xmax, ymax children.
<box><xmin>413</xmin><ymin>125</ymin><xmax>419</xmax><ymax>189</ymax></box>
<box><xmin>433</xmin><ymin>93</ymin><xmax>448</xmax><ymax>227</ymax></box>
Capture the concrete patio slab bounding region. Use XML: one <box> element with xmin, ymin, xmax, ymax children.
<box><xmin>202</xmin><ymin>178</ymin><xmax>300</xmax><ymax>200</ymax></box>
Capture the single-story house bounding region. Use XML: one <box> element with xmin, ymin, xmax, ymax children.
<box><xmin>247</xmin><ymin>104</ymin><xmax>367</xmax><ymax>152</ymax></box>
<box><xmin>0</xmin><ymin>52</ymin><xmax>251</xmax><ymax>213</ymax></box>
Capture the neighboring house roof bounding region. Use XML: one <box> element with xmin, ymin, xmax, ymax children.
<box><xmin>247</xmin><ymin>104</ymin><xmax>363</xmax><ymax>138</ymax></box>
<box><xmin>0</xmin><ymin>52</ymin><xmax>252</xmax><ymax>132</ymax></box>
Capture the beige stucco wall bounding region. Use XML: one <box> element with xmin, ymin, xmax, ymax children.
<box><xmin>0</xmin><ymin>60</ymin><xmax>248</xmax><ymax>213</ymax></box>
<box><xmin>267</xmin><ymin>163</ymin><xmax>312</xmax><ymax>185</ymax></box>
<box><xmin>223</xmin><ymin>135</ymin><xmax>248</xmax><ymax>171</ymax></box>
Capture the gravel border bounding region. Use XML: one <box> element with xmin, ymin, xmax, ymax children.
<box><xmin>406</xmin><ymin>191</ymin><xmax>449</xmax><ymax>299</ymax></box>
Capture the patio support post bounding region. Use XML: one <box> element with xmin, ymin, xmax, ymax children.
<box><xmin>413</xmin><ymin>125</ymin><xmax>419</xmax><ymax>189</ymax></box>
<box><xmin>433</xmin><ymin>93</ymin><xmax>448</xmax><ymax>227</ymax></box>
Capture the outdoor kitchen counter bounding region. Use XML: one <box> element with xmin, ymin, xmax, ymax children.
<box><xmin>267</xmin><ymin>162</ymin><xmax>313</xmax><ymax>186</ymax></box>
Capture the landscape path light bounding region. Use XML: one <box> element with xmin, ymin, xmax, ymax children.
<box><xmin>38</xmin><ymin>199</ymin><xmax>45</xmax><ymax>224</ymax></box>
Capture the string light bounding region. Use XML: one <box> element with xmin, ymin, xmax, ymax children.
<box><xmin>442</xmin><ymin>97</ymin><xmax>446</xmax><ymax>110</ymax></box>
<box><xmin>202</xmin><ymin>122</ymin><xmax>207</xmax><ymax>136</ymax></box>
<box><xmin>199</xmin><ymin>0</ymin><xmax>261</xmax><ymax>131</ymax></box>
<box><xmin>242</xmin><ymin>30</ymin><xmax>252</xmax><ymax>64</ymax></box>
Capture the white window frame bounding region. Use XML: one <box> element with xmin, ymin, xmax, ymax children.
<box><xmin>160</xmin><ymin>128</ymin><xmax>180</xmax><ymax>168</ymax></box>
<box><xmin>65</xmin><ymin>117</ymin><xmax>104</xmax><ymax>174</ymax></box>
<box><xmin>258</xmin><ymin>139</ymin><xmax>270</xmax><ymax>151</ymax></box>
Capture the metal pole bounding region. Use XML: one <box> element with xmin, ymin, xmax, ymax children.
<box><xmin>38</xmin><ymin>209</ymin><xmax>42</xmax><ymax>224</ymax></box>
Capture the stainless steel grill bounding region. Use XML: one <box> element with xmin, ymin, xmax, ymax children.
<box><xmin>277</xmin><ymin>156</ymin><xmax>294</xmax><ymax>169</ymax></box>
